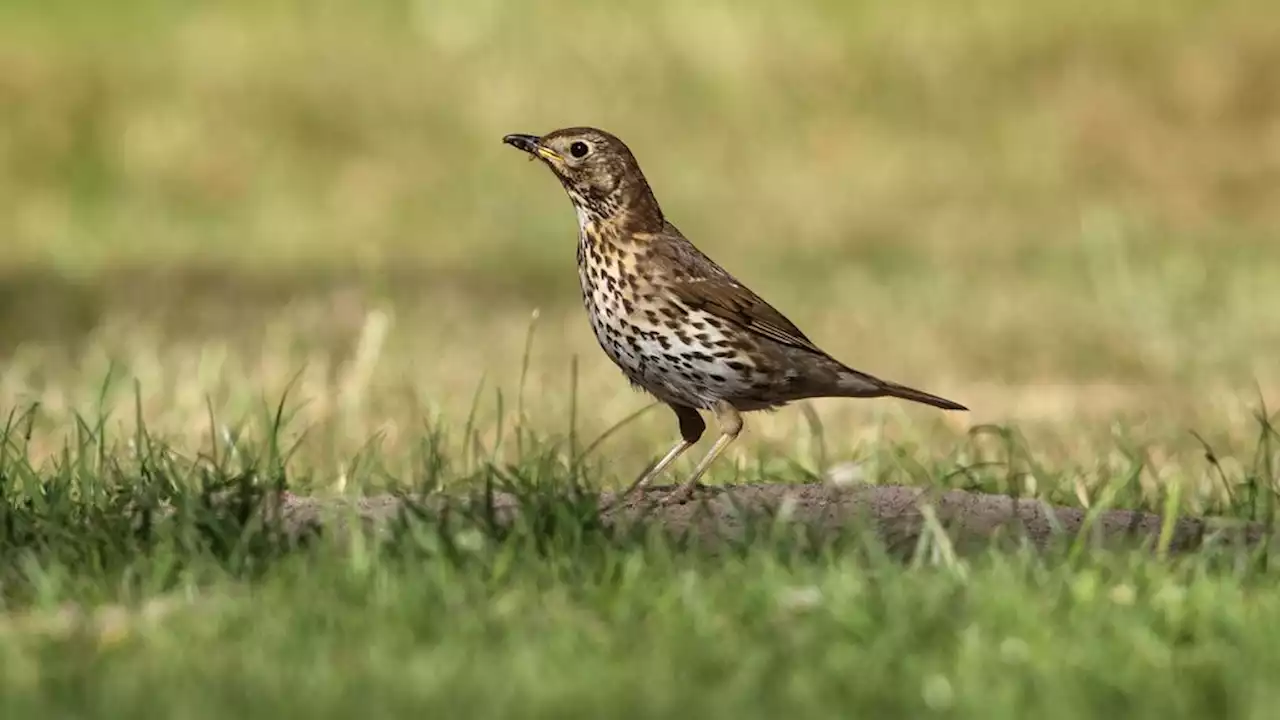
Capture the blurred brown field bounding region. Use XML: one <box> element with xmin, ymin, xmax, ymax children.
<box><xmin>0</xmin><ymin>0</ymin><xmax>1277</xmax><ymax>496</ymax></box>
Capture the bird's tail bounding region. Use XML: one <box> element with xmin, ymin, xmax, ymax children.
<box><xmin>877</xmin><ymin>380</ymin><xmax>968</xmax><ymax>411</ymax></box>
<box><xmin>836</xmin><ymin>369</ymin><xmax>968</xmax><ymax>411</ymax></box>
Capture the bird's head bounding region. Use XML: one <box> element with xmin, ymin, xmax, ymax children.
<box><xmin>503</xmin><ymin>126</ymin><xmax>663</xmax><ymax>232</ymax></box>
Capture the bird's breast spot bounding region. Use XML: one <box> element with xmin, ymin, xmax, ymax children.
<box><xmin>631</xmin><ymin>328</ymin><xmax>739</xmax><ymax>384</ymax></box>
<box><xmin>575</xmin><ymin>206</ymin><xmax>595</xmax><ymax>234</ymax></box>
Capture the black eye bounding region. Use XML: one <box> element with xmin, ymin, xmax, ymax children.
<box><xmin>569</xmin><ymin>141</ymin><xmax>589</xmax><ymax>158</ymax></box>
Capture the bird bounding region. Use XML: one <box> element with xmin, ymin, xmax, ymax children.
<box><xmin>502</xmin><ymin>127</ymin><xmax>967</xmax><ymax>506</ymax></box>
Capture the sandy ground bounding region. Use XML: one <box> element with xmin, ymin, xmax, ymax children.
<box><xmin>276</xmin><ymin>481</ymin><xmax>1270</xmax><ymax>557</ymax></box>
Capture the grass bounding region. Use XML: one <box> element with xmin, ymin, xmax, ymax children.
<box><xmin>0</xmin><ymin>402</ymin><xmax>1276</xmax><ymax>719</ymax></box>
<box><xmin>6</xmin><ymin>540</ymin><xmax>1277</xmax><ymax>718</ymax></box>
<box><xmin>3</xmin><ymin>0</ymin><xmax>1280</xmax><ymax>715</ymax></box>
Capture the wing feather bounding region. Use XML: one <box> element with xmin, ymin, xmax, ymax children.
<box><xmin>646</xmin><ymin>223</ymin><xmax>826</xmax><ymax>355</ymax></box>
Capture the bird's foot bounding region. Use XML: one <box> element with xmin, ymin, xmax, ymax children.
<box><xmin>656</xmin><ymin>482</ymin><xmax>718</xmax><ymax>507</ymax></box>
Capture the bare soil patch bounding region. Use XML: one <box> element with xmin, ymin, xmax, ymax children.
<box><xmin>277</xmin><ymin>482</ymin><xmax>1269</xmax><ymax>556</ymax></box>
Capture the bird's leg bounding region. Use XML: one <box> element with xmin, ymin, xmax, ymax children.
<box><xmin>612</xmin><ymin>404</ymin><xmax>705</xmax><ymax>505</ymax></box>
<box><xmin>661</xmin><ymin>400</ymin><xmax>743</xmax><ymax>506</ymax></box>
<box><xmin>617</xmin><ymin>440</ymin><xmax>689</xmax><ymax>499</ymax></box>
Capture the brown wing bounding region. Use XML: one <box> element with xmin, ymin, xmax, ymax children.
<box><xmin>647</xmin><ymin>222</ymin><xmax>827</xmax><ymax>355</ymax></box>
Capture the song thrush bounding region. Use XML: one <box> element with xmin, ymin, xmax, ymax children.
<box><xmin>503</xmin><ymin>127</ymin><xmax>966</xmax><ymax>505</ymax></box>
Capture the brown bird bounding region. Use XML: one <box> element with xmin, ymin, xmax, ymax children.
<box><xmin>503</xmin><ymin>127</ymin><xmax>966</xmax><ymax>505</ymax></box>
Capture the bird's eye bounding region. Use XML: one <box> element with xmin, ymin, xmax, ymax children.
<box><xmin>569</xmin><ymin>141</ymin><xmax>590</xmax><ymax>158</ymax></box>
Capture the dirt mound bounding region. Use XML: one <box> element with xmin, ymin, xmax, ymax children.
<box><xmin>277</xmin><ymin>482</ymin><xmax>1270</xmax><ymax>556</ymax></box>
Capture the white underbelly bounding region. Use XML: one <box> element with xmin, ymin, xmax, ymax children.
<box><xmin>583</xmin><ymin>300</ymin><xmax>751</xmax><ymax>408</ymax></box>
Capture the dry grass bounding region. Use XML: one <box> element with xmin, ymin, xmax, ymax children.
<box><xmin>0</xmin><ymin>0</ymin><xmax>1277</xmax><ymax>501</ymax></box>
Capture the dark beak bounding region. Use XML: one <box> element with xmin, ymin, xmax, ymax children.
<box><xmin>502</xmin><ymin>133</ymin><xmax>542</xmax><ymax>155</ymax></box>
<box><xmin>503</xmin><ymin>132</ymin><xmax>560</xmax><ymax>162</ymax></box>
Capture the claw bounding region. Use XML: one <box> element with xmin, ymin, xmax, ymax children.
<box><xmin>657</xmin><ymin>482</ymin><xmax>714</xmax><ymax>507</ymax></box>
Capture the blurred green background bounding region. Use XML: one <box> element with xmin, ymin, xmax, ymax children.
<box><xmin>1</xmin><ymin>0</ymin><xmax>1277</xmax><ymax>483</ymax></box>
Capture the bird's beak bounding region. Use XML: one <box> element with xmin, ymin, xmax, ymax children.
<box><xmin>502</xmin><ymin>133</ymin><xmax>561</xmax><ymax>162</ymax></box>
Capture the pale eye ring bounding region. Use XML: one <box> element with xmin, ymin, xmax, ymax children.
<box><xmin>569</xmin><ymin>141</ymin><xmax>589</xmax><ymax>158</ymax></box>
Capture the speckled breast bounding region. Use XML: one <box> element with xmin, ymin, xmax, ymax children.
<box><xmin>575</xmin><ymin>232</ymin><xmax>758</xmax><ymax>410</ymax></box>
